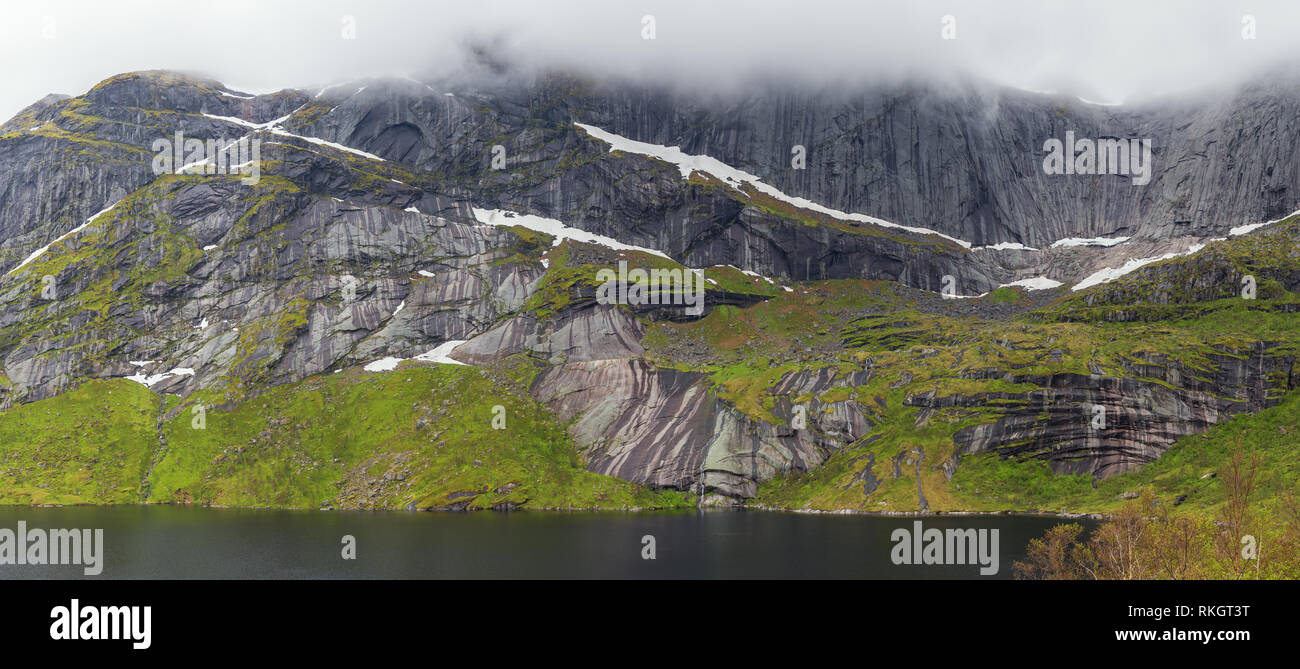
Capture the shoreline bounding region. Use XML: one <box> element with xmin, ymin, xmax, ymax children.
<box><xmin>3</xmin><ymin>501</ymin><xmax>1108</xmax><ymax>520</ymax></box>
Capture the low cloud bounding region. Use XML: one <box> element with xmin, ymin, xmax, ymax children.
<box><xmin>3</xmin><ymin>0</ymin><xmax>1300</xmax><ymax>120</ymax></box>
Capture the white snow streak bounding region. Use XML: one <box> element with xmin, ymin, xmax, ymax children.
<box><xmin>125</xmin><ymin>367</ymin><xmax>195</xmax><ymax>388</ymax></box>
<box><xmin>363</xmin><ymin>340</ymin><xmax>469</xmax><ymax>371</ymax></box>
<box><xmin>472</xmin><ymin>207</ymin><xmax>671</xmax><ymax>259</ymax></box>
<box><xmin>413</xmin><ymin>340</ymin><xmax>468</xmax><ymax>365</ymax></box>
<box><xmin>202</xmin><ymin>109</ymin><xmax>385</xmax><ymax>162</ymax></box>
<box><xmin>363</xmin><ymin>357</ymin><xmax>403</xmax><ymax>372</ymax></box>
<box><xmin>973</xmin><ymin>242</ymin><xmax>1040</xmax><ymax>252</ymax></box>
<box><xmin>1001</xmin><ymin>277</ymin><xmax>1063</xmax><ymax>290</ymax></box>
<box><xmin>1229</xmin><ymin>207</ymin><xmax>1300</xmax><ymax>237</ymax></box>
<box><xmin>1050</xmin><ymin>236</ymin><xmax>1130</xmax><ymax>249</ymax></box>
<box><xmin>574</xmin><ymin>123</ymin><xmax>973</xmax><ymax>249</ymax></box>
<box><xmin>8</xmin><ymin>202</ymin><xmax>119</xmax><ymax>275</ymax></box>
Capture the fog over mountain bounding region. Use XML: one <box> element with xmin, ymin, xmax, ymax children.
<box><xmin>5</xmin><ymin>0</ymin><xmax>1300</xmax><ymax>122</ymax></box>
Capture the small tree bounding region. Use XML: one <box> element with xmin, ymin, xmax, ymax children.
<box><xmin>1148</xmin><ymin>497</ymin><xmax>1210</xmax><ymax>579</ymax></box>
<box><xmin>1081</xmin><ymin>490</ymin><xmax>1157</xmax><ymax>580</ymax></box>
<box><xmin>1265</xmin><ymin>490</ymin><xmax>1300</xmax><ymax>579</ymax></box>
<box><xmin>1213</xmin><ymin>435</ymin><xmax>1261</xmax><ymax>579</ymax></box>
<box><xmin>1013</xmin><ymin>523</ymin><xmax>1085</xmax><ymax>580</ymax></box>
<box><xmin>1015</xmin><ymin>435</ymin><xmax>1292</xmax><ymax>580</ymax></box>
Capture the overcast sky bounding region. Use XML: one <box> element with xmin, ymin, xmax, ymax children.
<box><xmin>2</xmin><ymin>0</ymin><xmax>1300</xmax><ymax>121</ymax></box>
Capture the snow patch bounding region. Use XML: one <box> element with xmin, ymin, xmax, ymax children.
<box><xmin>472</xmin><ymin>207</ymin><xmax>671</xmax><ymax>259</ymax></box>
<box><xmin>974</xmin><ymin>242</ymin><xmax>1040</xmax><ymax>252</ymax></box>
<box><xmin>363</xmin><ymin>357</ymin><xmax>404</xmax><ymax>372</ymax></box>
<box><xmin>413</xmin><ymin>340</ymin><xmax>468</xmax><ymax>366</ymax></box>
<box><xmin>8</xmin><ymin>202</ymin><xmax>119</xmax><ymax>275</ymax></box>
<box><xmin>574</xmin><ymin>123</ymin><xmax>973</xmax><ymax>249</ymax></box>
<box><xmin>1229</xmin><ymin>208</ymin><xmax>1300</xmax><ymax>237</ymax></box>
<box><xmin>1050</xmin><ymin>236</ymin><xmax>1130</xmax><ymax>249</ymax></box>
<box><xmin>200</xmin><ymin>111</ymin><xmax>292</xmax><ymax>130</ymax></box>
<box><xmin>1073</xmin><ymin>253</ymin><xmax>1179</xmax><ymax>291</ymax></box>
<box><xmin>125</xmin><ymin>373</ymin><xmax>171</xmax><ymax>387</ymax></box>
<box><xmin>202</xmin><ymin>109</ymin><xmax>384</xmax><ymax>162</ymax></box>
<box><xmin>314</xmin><ymin>83</ymin><xmax>344</xmax><ymax>99</ymax></box>
<box><xmin>1071</xmin><ymin>239</ymin><xmax>1219</xmax><ymax>292</ymax></box>
<box><xmin>1230</xmin><ymin>223</ymin><xmax>1268</xmax><ymax>236</ymax></box>
<box><xmin>363</xmin><ymin>340</ymin><xmax>470</xmax><ymax>372</ymax></box>
<box><xmin>125</xmin><ymin>367</ymin><xmax>196</xmax><ymax>388</ymax></box>
<box><xmin>1000</xmin><ymin>277</ymin><xmax>1063</xmax><ymax>291</ymax></box>
<box><xmin>267</xmin><ymin>128</ymin><xmax>385</xmax><ymax>161</ymax></box>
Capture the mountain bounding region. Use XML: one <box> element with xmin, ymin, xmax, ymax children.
<box><xmin>0</xmin><ymin>67</ymin><xmax>1296</xmax><ymax>511</ymax></box>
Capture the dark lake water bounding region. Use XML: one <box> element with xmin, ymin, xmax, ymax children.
<box><xmin>0</xmin><ymin>506</ymin><xmax>1093</xmax><ymax>579</ymax></box>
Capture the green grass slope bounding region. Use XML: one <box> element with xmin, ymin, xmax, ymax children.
<box><xmin>0</xmin><ymin>365</ymin><xmax>693</xmax><ymax>511</ymax></box>
<box><xmin>0</xmin><ymin>379</ymin><xmax>157</xmax><ymax>504</ymax></box>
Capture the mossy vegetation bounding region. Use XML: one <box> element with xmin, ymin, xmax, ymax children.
<box><xmin>0</xmin><ymin>379</ymin><xmax>158</xmax><ymax>505</ymax></box>
<box><xmin>0</xmin><ymin>367</ymin><xmax>691</xmax><ymax>510</ymax></box>
<box><xmin>518</xmin><ymin>240</ymin><xmax>779</xmax><ymax>321</ymax></box>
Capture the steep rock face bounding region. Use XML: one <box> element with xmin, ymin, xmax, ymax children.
<box><xmin>282</xmin><ymin>78</ymin><xmax>1001</xmax><ymax>294</ymax></box>
<box><xmin>305</xmin><ymin>72</ymin><xmax>1300</xmax><ymax>251</ymax></box>
<box><xmin>696</xmin><ymin>368</ymin><xmax>874</xmax><ymax>498</ymax></box>
<box><xmin>0</xmin><ymin>72</ymin><xmax>306</xmax><ymax>272</ymax></box>
<box><xmin>909</xmin><ymin>344</ymin><xmax>1296</xmax><ymax>478</ymax></box>
<box><xmin>296</xmin><ymin>77</ymin><xmax>1016</xmax><ymax>292</ymax></box>
<box><xmin>526</xmin><ymin>147</ymin><xmax>1000</xmax><ymax>291</ymax></box>
<box><xmin>0</xmin><ymin>140</ymin><xmax>543</xmax><ymax>404</ymax></box>
<box><xmin>452</xmin><ymin>304</ymin><xmax>645</xmax><ymax>365</ymax></box>
<box><xmin>532</xmin><ymin>358</ymin><xmax>715</xmax><ymax>490</ymax></box>
<box><xmin>565</xmin><ymin>78</ymin><xmax>1300</xmax><ymax>247</ymax></box>
<box><xmin>525</xmin><ymin>328</ymin><xmax>873</xmax><ymax>498</ymax></box>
